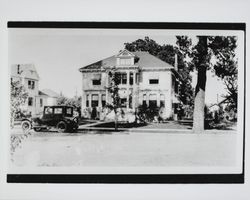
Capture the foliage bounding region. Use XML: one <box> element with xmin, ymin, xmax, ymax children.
<box><xmin>10</xmin><ymin>80</ymin><xmax>28</xmax><ymax>128</ymax></box>
<box><xmin>209</xmin><ymin>36</ymin><xmax>238</xmax><ymax>111</ymax></box>
<box><xmin>106</xmin><ymin>69</ymin><xmax>121</xmax><ymax>110</ymax></box>
<box><xmin>137</xmin><ymin>104</ymin><xmax>160</xmax><ymax>123</ymax></box>
<box><xmin>10</xmin><ymin>132</ymin><xmax>31</xmax><ymax>161</ymax></box>
<box><xmin>125</xmin><ymin>36</ymin><xmax>162</xmax><ymax>56</ymax></box>
<box><xmin>177</xmin><ymin>36</ymin><xmax>238</xmax><ymax>131</ymax></box>
<box><xmin>57</xmin><ymin>94</ymin><xmax>82</xmax><ymax>108</ymax></box>
<box><xmin>105</xmin><ymin>68</ymin><xmax>121</xmax><ymax>130</ymax></box>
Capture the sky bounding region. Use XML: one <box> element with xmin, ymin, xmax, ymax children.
<box><xmin>8</xmin><ymin>28</ymin><xmax>233</xmax><ymax>104</ymax></box>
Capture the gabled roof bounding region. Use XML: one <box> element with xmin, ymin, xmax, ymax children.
<box><xmin>79</xmin><ymin>50</ymin><xmax>174</xmax><ymax>71</ymax></box>
<box><xmin>39</xmin><ymin>89</ymin><xmax>59</xmax><ymax>98</ymax></box>
<box><xmin>134</xmin><ymin>51</ymin><xmax>174</xmax><ymax>69</ymax></box>
<box><xmin>115</xmin><ymin>49</ymin><xmax>136</xmax><ymax>57</ymax></box>
<box><xmin>11</xmin><ymin>64</ymin><xmax>40</xmax><ymax>80</ymax></box>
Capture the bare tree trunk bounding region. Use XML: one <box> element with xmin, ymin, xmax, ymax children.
<box><xmin>193</xmin><ymin>36</ymin><xmax>208</xmax><ymax>133</ymax></box>
<box><xmin>193</xmin><ymin>67</ymin><xmax>207</xmax><ymax>133</ymax></box>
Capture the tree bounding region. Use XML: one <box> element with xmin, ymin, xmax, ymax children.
<box><xmin>10</xmin><ymin>80</ymin><xmax>28</xmax><ymax>128</ymax></box>
<box><xmin>177</xmin><ymin>36</ymin><xmax>238</xmax><ymax>132</ymax></box>
<box><xmin>192</xmin><ymin>36</ymin><xmax>209</xmax><ymax>132</ymax></box>
<box><xmin>210</xmin><ymin>36</ymin><xmax>238</xmax><ymax>112</ymax></box>
<box><xmin>125</xmin><ymin>36</ymin><xmax>162</xmax><ymax>56</ymax></box>
<box><xmin>105</xmin><ymin>68</ymin><xmax>121</xmax><ymax>131</ymax></box>
<box><xmin>57</xmin><ymin>94</ymin><xmax>82</xmax><ymax>108</ymax></box>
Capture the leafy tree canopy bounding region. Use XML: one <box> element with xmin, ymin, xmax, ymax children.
<box><xmin>10</xmin><ymin>80</ymin><xmax>28</xmax><ymax>127</ymax></box>
<box><xmin>57</xmin><ymin>94</ymin><xmax>82</xmax><ymax>108</ymax></box>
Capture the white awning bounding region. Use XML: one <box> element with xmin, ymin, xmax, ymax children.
<box><xmin>149</xmin><ymin>94</ymin><xmax>157</xmax><ymax>100</ymax></box>
<box><xmin>92</xmin><ymin>74</ymin><xmax>101</xmax><ymax>80</ymax></box>
<box><xmin>91</xmin><ymin>94</ymin><xmax>99</xmax><ymax>100</ymax></box>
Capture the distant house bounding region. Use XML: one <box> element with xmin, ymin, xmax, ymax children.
<box><xmin>79</xmin><ymin>49</ymin><xmax>181</xmax><ymax>120</ymax></box>
<box><xmin>11</xmin><ymin>64</ymin><xmax>59</xmax><ymax>116</ymax></box>
<box><xmin>37</xmin><ymin>89</ymin><xmax>60</xmax><ymax>113</ymax></box>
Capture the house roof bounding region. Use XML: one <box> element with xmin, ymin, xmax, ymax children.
<box><xmin>11</xmin><ymin>64</ymin><xmax>40</xmax><ymax>80</ymax></box>
<box><xmin>79</xmin><ymin>50</ymin><xmax>174</xmax><ymax>71</ymax></box>
<box><xmin>39</xmin><ymin>89</ymin><xmax>59</xmax><ymax>98</ymax></box>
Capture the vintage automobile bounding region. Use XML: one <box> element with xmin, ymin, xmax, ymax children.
<box><xmin>21</xmin><ymin>105</ymin><xmax>79</xmax><ymax>133</ymax></box>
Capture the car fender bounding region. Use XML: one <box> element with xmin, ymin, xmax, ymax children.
<box><xmin>21</xmin><ymin>118</ymin><xmax>33</xmax><ymax>130</ymax></box>
<box><xmin>21</xmin><ymin>118</ymin><xmax>32</xmax><ymax>124</ymax></box>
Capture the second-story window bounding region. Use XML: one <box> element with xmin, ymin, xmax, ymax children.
<box><xmin>28</xmin><ymin>80</ymin><xmax>35</xmax><ymax>89</ymax></box>
<box><xmin>116</xmin><ymin>73</ymin><xmax>127</xmax><ymax>85</ymax></box>
<box><xmin>149</xmin><ymin>79</ymin><xmax>159</xmax><ymax>84</ymax></box>
<box><xmin>92</xmin><ymin>79</ymin><xmax>101</xmax><ymax>85</ymax></box>
<box><xmin>129</xmin><ymin>73</ymin><xmax>134</xmax><ymax>85</ymax></box>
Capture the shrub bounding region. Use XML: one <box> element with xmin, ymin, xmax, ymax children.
<box><xmin>137</xmin><ymin>104</ymin><xmax>160</xmax><ymax>123</ymax></box>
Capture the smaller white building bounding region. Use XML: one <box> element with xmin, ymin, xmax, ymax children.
<box><xmin>11</xmin><ymin>64</ymin><xmax>59</xmax><ymax>116</ymax></box>
<box><xmin>37</xmin><ymin>89</ymin><xmax>60</xmax><ymax>114</ymax></box>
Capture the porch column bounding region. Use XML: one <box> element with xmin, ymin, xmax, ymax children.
<box><xmin>146</xmin><ymin>93</ymin><xmax>149</xmax><ymax>106</ymax></box>
<box><xmin>81</xmin><ymin>90</ymin><xmax>86</xmax><ymax>115</ymax></box>
<box><xmin>105</xmin><ymin>72</ymin><xmax>109</xmax><ymax>104</ymax></box>
<box><xmin>132</xmin><ymin>71</ymin><xmax>136</xmax><ymax>110</ymax></box>
<box><xmin>126</xmin><ymin>71</ymin><xmax>130</xmax><ymax>109</ymax></box>
<box><xmin>157</xmin><ymin>93</ymin><xmax>160</xmax><ymax>107</ymax></box>
<box><xmin>98</xmin><ymin>92</ymin><xmax>102</xmax><ymax>108</ymax></box>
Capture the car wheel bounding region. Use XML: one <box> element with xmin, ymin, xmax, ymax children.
<box><xmin>56</xmin><ymin>121</ymin><xmax>67</xmax><ymax>133</ymax></box>
<box><xmin>34</xmin><ymin>128</ymin><xmax>42</xmax><ymax>132</ymax></box>
<box><xmin>21</xmin><ymin>120</ymin><xmax>31</xmax><ymax>132</ymax></box>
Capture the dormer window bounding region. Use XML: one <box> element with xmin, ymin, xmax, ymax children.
<box><xmin>116</xmin><ymin>49</ymin><xmax>135</xmax><ymax>66</ymax></box>
<box><xmin>120</xmin><ymin>58</ymin><xmax>132</xmax><ymax>65</ymax></box>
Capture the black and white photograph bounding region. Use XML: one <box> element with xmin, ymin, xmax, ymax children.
<box><xmin>7</xmin><ymin>23</ymin><xmax>245</xmax><ymax>183</ymax></box>
<box><xmin>1</xmin><ymin>0</ymin><xmax>250</xmax><ymax>199</ymax></box>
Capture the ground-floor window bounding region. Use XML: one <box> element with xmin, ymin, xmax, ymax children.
<box><xmin>28</xmin><ymin>97</ymin><xmax>33</xmax><ymax>106</ymax></box>
<box><xmin>91</xmin><ymin>94</ymin><xmax>99</xmax><ymax>107</ymax></box>
<box><xmin>102</xmin><ymin>94</ymin><xmax>106</xmax><ymax>107</ymax></box>
<box><xmin>86</xmin><ymin>94</ymin><xmax>89</xmax><ymax>107</ymax></box>
<box><xmin>160</xmin><ymin>94</ymin><xmax>165</xmax><ymax>107</ymax></box>
<box><xmin>149</xmin><ymin>94</ymin><xmax>157</xmax><ymax>107</ymax></box>
<box><xmin>142</xmin><ymin>94</ymin><xmax>147</xmax><ymax>106</ymax></box>
<box><xmin>120</xmin><ymin>98</ymin><xmax>127</xmax><ymax>108</ymax></box>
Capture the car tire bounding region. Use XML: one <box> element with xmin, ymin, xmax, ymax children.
<box><xmin>21</xmin><ymin>120</ymin><xmax>31</xmax><ymax>132</ymax></box>
<box><xmin>34</xmin><ymin>128</ymin><xmax>42</xmax><ymax>132</ymax></box>
<box><xmin>56</xmin><ymin>121</ymin><xmax>67</xmax><ymax>133</ymax></box>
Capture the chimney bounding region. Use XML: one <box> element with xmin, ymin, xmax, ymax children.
<box><xmin>17</xmin><ymin>64</ymin><xmax>20</xmax><ymax>74</ymax></box>
<box><xmin>174</xmin><ymin>54</ymin><xmax>178</xmax><ymax>71</ymax></box>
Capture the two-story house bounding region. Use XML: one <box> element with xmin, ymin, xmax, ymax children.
<box><xmin>11</xmin><ymin>64</ymin><xmax>40</xmax><ymax>116</ymax></box>
<box><xmin>11</xmin><ymin>64</ymin><xmax>59</xmax><ymax>116</ymax></box>
<box><xmin>79</xmin><ymin>49</ymin><xmax>180</xmax><ymax>120</ymax></box>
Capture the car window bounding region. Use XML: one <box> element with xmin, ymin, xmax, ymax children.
<box><xmin>44</xmin><ymin>107</ymin><xmax>53</xmax><ymax>114</ymax></box>
<box><xmin>54</xmin><ymin>108</ymin><xmax>63</xmax><ymax>114</ymax></box>
<box><xmin>66</xmin><ymin>108</ymin><xmax>73</xmax><ymax>116</ymax></box>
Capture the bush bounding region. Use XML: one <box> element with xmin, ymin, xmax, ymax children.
<box><xmin>137</xmin><ymin>104</ymin><xmax>160</xmax><ymax>123</ymax></box>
